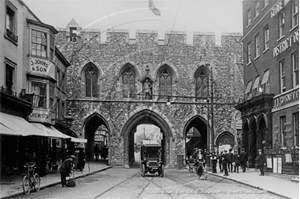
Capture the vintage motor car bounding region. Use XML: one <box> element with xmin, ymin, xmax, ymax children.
<box><xmin>140</xmin><ymin>144</ymin><xmax>164</xmax><ymax>177</ymax></box>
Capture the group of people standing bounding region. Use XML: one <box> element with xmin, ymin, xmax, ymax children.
<box><xmin>189</xmin><ymin>147</ymin><xmax>266</xmax><ymax>178</ymax></box>
<box><xmin>216</xmin><ymin>148</ymin><xmax>248</xmax><ymax>176</ymax></box>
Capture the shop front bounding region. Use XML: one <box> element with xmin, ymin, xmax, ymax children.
<box><xmin>269</xmin><ymin>88</ymin><xmax>299</xmax><ymax>175</ymax></box>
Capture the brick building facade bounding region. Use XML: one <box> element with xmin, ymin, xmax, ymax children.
<box><xmin>56</xmin><ymin>19</ymin><xmax>244</xmax><ymax>168</ymax></box>
<box><xmin>236</xmin><ymin>0</ymin><xmax>299</xmax><ymax>174</ymax></box>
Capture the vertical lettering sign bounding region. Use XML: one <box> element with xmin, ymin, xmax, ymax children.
<box><xmin>30</xmin><ymin>57</ymin><xmax>50</xmax><ymax>75</ymax></box>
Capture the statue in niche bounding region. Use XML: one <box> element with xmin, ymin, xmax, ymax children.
<box><xmin>143</xmin><ymin>78</ymin><xmax>153</xmax><ymax>99</ymax></box>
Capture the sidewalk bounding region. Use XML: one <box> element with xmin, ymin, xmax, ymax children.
<box><xmin>207</xmin><ymin>168</ymin><xmax>299</xmax><ymax>199</ymax></box>
<box><xmin>0</xmin><ymin>161</ymin><xmax>112</xmax><ymax>199</ymax></box>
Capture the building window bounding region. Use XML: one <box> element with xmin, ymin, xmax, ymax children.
<box><xmin>280</xmin><ymin>60</ymin><xmax>286</xmax><ymax>93</ymax></box>
<box><xmin>293</xmin><ymin>112</ymin><xmax>299</xmax><ymax>146</ymax></box>
<box><xmin>280</xmin><ymin>116</ymin><xmax>287</xmax><ymax>146</ymax></box>
<box><xmin>85</xmin><ymin>65</ymin><xmax>99</xmax><ymax>97</ymax></box>
<box><xmin>279</xmin><ymin>12</ymin><xmax>285</xmax><ymax>38</ymax></box>
<box><xmin>195</xmin><ymin>66</ymin><xmax>208</xmax><ymax>99</ymax></box>
<box><xmin>62</xmin><ymin>73</ymin><xmax>65</xmax><ymax>91</ymax></box>
<box><xmin>255</xmin><ymin>34</ymin><xmax>260</xmax><ymax>58</ymax></box>
<box><xmin>61</xmin><ymin>101</ymin><xmax>65</xmax><ymax>120</ymax></box>
<box><xmin>5</xmin><ymin>64</ymin><xmax>14</xmax><ymax>93</ymax></box>
<box><xmin>292</xmin><ymin>51</ymin><xmax>299</xmax><ymax>87</ymax></box>
<box><xmin>247</xmin><ymin>42</ymin><xmax>251</xmax><ymax>64</ymax></box>
<box><xmin>263</xmin><ymin>0</ymin><xmax>269</xmax><ymax>8</ymax></box>
<box><xmin>56</xmin><ymin>69</ymin><xmax>61</xmax><ymax>88</ymax></box>
<box><xmin>32</xmin><ymin>81</ymin><xmax>47</xmax><ymax>109</ymax></box>
<box><xmin>56</xmin><ymin>98</ymin><xmax>60</xmax><ymax>120</ymax></box>
<box><xmin>255</xmin><ymin>1</ymin><xmax>260</xmax><ymax>18</ymax></box>
<box><xmin>50</xmin><ymin>35</ymin><xmax>55</xmax><ymax>60</ymax></box>
<box><xmin>49</xmin><ymin>84</ymin><xmax>54</xmax><ymax>110</ymax></box>
<box><xmin>264</xmin><ymin>25</ymin><xmax>269</xmax><ymax>50</ymax></box>
<box><xmin>5</xmin><ymin>3</ymin><xmax>18</xmax><ymax>43</ymax></box>
<box><xmin>247</xmin><ymin>8</ymin><xmax>251</xmax><ymax>26</ymax></box>
<box><xmin>159</xmin><ymin>69</ymin><xmax>172</xmax><ymax>99</ymax></box>
<box><xmin>292</xmin><ymin>1</ymin><xmax>299</xmax><ymax>28</ymax></box>
<box><xmin>31</xmin><ymin>29</ymin><xmax>47</xmax><ymax>58</ymax></box>
<box><xmin>122</xmin><ymin>66</ymin><xmax>135</xmax><ymax>99</ymax></box>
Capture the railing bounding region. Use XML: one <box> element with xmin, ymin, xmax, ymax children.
<box><xmin>6</xmin><ymin>29</ymin><xmax>18</xmax><ymax>43</ymax></box>
<box><xmin>0</xmin><ymin>86</ymin><xmax>33</xmax><ymax>103</ymax></box>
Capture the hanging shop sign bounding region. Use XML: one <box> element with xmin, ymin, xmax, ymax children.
<box><xmin>273</xmin><ymin>29</ymin><xmax>299</xmax><ymax>57</ymax></box>
<box><xmin>29</xmin><ymin>109</ymin><xmax>53</xmax><ymax>124</ymax></box>
<box><xmin>273</xmin><ymin>88</ymin><xmax>299</xmax><ymax>109</ymax></box>
<box><xmin>30</xmin><ymin>57</ymin><xmax>51</xmax><ymax>75</ymax></box>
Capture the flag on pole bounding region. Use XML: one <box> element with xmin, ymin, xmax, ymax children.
<box><xmin>149</xmin><ymin>0</ymin><xmax>161</xmax><ymax>16</ymax></box>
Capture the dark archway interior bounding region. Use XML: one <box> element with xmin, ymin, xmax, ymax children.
<box><xmin>84</xmin><ymin>115</ymin><xmax>109</xmax><ymax>161</ymax></box>
<box><xmin>242</xmin><ymin>123</ymin><xmax>249</xmax><ymax>155</ymax></box>
<box><xmin>128</xmin><ymin>120</ymin><xmax>165</xmax><ymax>167</ymax></box>
<box><xmin>185</xmin><ymin>117</ymin><xmax>207</xmax><ymax>158</ymax></box>
<box><xmin>249</xmin><ymin>120</ymin><xmax>257</xmax><ymax>167</ymax></box>
<box><xmin>258</xmin><ymin>118</ymin><xmax>267</xmax><ymax>151</ymax></box>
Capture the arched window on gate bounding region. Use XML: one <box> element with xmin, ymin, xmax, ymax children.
<box><xmin>195</xmin><ymin>66</ymin><xmax>208</xmax><ymax>100</ymax></box>
<box><xmin>85</xmin><ymin>64</ymin><xmax>99</xmax><ymax>97</ymax></box>
<box><xmin>159</xmin><ymin>69</ymin><xmax>172</xmax><ymax>99</ymax></box>
<box><xmin>122</xmin><ymin>66</ymin><xmax>136</xmax><ymax>99</ymax></box>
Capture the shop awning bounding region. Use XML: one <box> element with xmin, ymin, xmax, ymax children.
<box><xmin>31</xmin><ymin>123</ymin><xmax>70</xmax><ymax>139</ymax></box>
<box><xmin>245</xmin><ymin>81</ymin><xmax>252</xmax><ymax>94</ymax></box>
<box><xmin>0</xmin><ymin>112</ymin><xmax>48</xmax><ymax>137</ymax></box>
<box><xmin>252</xmin><ymin>76</ymin><xmax>260</xmax><ymax>90</ymax></box>
<box><xmin>0</xmin><ymin>123</ymin><xmax>23</xmax><ymax>136</ymax></box>
<box><xmin>261</xmin><ymin>70</ymin><xmax>270</xmax><ymax>84</ymax></box>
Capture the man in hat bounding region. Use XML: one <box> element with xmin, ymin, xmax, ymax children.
<box><xmin>256</xmin><ymin>149</ymin><xmax>266</xmax><ymax>176</ymax></box>
<box><xmin>59</xmin><ymin>155</ymin><xmax>76</xmax><ymax>187</ymax></box>
<box><xmin>240</xmin><ymin>148</ymin><xmax>247</xmax><ymax>172</ymax></box>
<box><xmin>222</xmin><ymin>150</ymin><xmax>229</xmax><ymax>176</ymax></box>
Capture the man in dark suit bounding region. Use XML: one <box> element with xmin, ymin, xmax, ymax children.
<box><xmin>240</xmin><ymin>148</ymin><xmax>247</xmax><ymax>172</ymax></box>
<box><xmin>222</xmin><ymin>150</ymin><xmax>229</xmax><ymax>176</ymax></box>
<box><xmin>227</xmin><ymin>149</ymin><xmax>234</xmax><ymax>172</ymax></box>
<box><xmin>256</xmin><ymin>149</ymin><xmax>266</xmax><ymax>176</ymax></box>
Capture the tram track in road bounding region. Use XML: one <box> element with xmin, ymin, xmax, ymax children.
<box><xmin>138</xmin><ymin>175</ymin><xmax>177</xmax><ymax>199</ymax></box>
<box><xmin>92</xmin><ymin>171</ymin><xmax>140</xmax><ymax>199</ymax></box>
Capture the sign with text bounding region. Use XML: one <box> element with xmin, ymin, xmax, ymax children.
<box><xmin>273</xmin><ymin>29</ymin><xmax>299</xmax><ymax>57</ymax></box>
<box><xmin>273</xmin><ymin>88</ymin><xmax>299</xmax><ymax>109</ymax></box>
<box><xmin>30</xmin><ymin>57</ymin><xmax>51</xmax><ymax>75</ymax></box>
<box><xmin>29</xmin><ymin>109</ymin><xmax>53</xmax><ymax>124</ymax></box>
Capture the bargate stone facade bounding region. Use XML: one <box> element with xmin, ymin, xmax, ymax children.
<box><xmin>56</xmin><ymin>20</ymin><xmax>244</xmax><ymax>168</ymax></box>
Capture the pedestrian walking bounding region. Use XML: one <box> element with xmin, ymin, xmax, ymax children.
<box><xmin>240</xmin><ymin>148</ymin><xmax>247</xmax><ymax>172</ymax></box>
<box><xmin>77</xmin><ymin>148</ymin><xmax>85</xmax><ymax>171</ymax></box>
<box><xmin>211</xmin><ymin>151</ymin><xmax>217</xmax><ymax>173</ymax></box>
<box><xmin>94</xmin><ymin>144</ymin><xmax>100</xmax><ymax>161</ymax></box>
<box><xmin>233</xmin><ymin>150</ymin><xmax>240</xmax><ymax>173</ymax></box>
<box><xmin>222</xmin><ymin>150</ymin><xmax>229</xmax><ymax>176</ymax></box>
<box><xmin>256</xmin><ymin>149</ymin><xmax>266</xmax><ymax>176</ymax></box>
<box><xmin>203</xmin><ymin>149</ymin><xmax>208</xmax><ymax>167</ymax></box>
<box><xmin>227</xmin><ymin>149</ymin><xmax>234</xmax><ymax>172</ymax></box>
<box><xmin>196</xmin><ymin>149</ymin><xmax>205</xmax><ymax>179</ymax></box>
<box><xmin>59</xmin><ymin>155</ymin><xmax>76</xmax><ymax>187</ymax></box>
<box><xmin>217</xmin><ymin>151</ymin><xmax>223</xmax><ymax>173</ymax></box>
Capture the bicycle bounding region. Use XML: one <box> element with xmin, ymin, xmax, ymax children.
<box><xmin>22</xmin><ymin>162</ymin><xmax>41</xmax><ymax>195</ymax></box>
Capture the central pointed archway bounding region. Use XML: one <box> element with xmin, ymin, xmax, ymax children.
<box><xmin>121</xmin><ymin>109</ymin><xmax>173</xmax><ymax>168</ymax></box>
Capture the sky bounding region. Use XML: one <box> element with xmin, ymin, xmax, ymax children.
<box><xmin>23</xmin><ymin>0</ymin><xmax>243</xmax><ymax>45</ymax></box>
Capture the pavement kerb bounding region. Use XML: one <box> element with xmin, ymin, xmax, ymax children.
<box><xmin>207</xmin><ymin>172</ymin><xmax>292</xmax><ymax>199</ymax></box>
<box><xmin>1</xmin><ymin>166</ymin><xmax>112</xmax><ymax>199</ymax></box>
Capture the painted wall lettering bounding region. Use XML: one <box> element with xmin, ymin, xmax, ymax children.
<box><xmin>273</xmin><ymin>29</ymin><xmax>299</xmax><ymax>57</ymax></box>
<box><xmin>30</xmin><ymin>57</ymin><xmax>51</xmax><ymax>75</ymax></box>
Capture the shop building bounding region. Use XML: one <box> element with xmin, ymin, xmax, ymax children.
<box><xmin>0</xmin><ymin>0</ymin><xmax>86</xmax><ymax>176</ymax></box>
<box><xmin>236</xmin><ymin>0</ymin><xmax>298</xmax><ymax>174</ymax></box>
